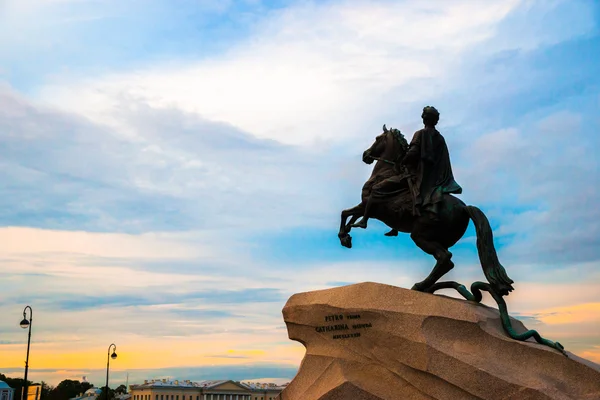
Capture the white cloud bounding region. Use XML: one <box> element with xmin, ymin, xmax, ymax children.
<box><xmin>33</xmin><ymin>0</ymin><xmax>596</xmax><ymax>146</ymax></box>
<box><xmin>1</xmin><ymin>0</ymin><xmax>597</xmax><ymax>262</ymax></box>
<box><xmin>1</xmin><ymin>0</ymin><xmax>599</xmax><ymax>379</ymax></box>
<box><xmin>0</xmin><ymin>85</ymin><xmax>344</xmax><ymax>231</ymax></box>
<box><xmin>457</xmin><ymin>108</ymin><xmax>600</xmax><ymax>263</ymax></box>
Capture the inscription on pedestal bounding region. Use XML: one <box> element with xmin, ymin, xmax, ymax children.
<box><xmin>315</xmin><ymin>313</ymin><xmax>373</xmax><ymax>339</ymax></box>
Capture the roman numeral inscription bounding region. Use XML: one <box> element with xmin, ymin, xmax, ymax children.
<box><xmin>315</xmin><ymin>314</ymin><xmax>373</xmax><ymax>339</ymax></box>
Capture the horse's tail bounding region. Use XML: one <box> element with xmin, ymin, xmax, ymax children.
<box><xmin>465</xmin><ymin>205</ymin><xmax>514</xmax><ymax>296</ymax></box>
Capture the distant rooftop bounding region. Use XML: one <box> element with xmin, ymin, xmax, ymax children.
<box><xmin>130</xmin><ymin>379</ymin><xmax>286</xmax><ymax>391</ymax></box>
<box><xmin>131</xmin><ymin>379</ymin><xmax>220</xmax><ymax>389</ymax></box>
<box><xmin>240</xmin><ymin>382</ymin><xmax>286</xmax><ymax>390</ymax></box>
<box><xmin>0</xmin><ymin>381</ymin><xmax>13</xmax><ymax>390</ymax></box>
<box><xmin>68</xmin><ymin>387</ymin><xmax>102</xmax><ymax>400</ymax></box>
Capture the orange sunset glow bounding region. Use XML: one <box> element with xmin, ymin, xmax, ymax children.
<box><xmin>1</xmin><ymin>0</ymin><xmax>600</xmax><ymax>392</ymax></box>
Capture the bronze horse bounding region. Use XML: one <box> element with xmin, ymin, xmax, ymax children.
<box><xmin>338</xmin><ymin>125</ymin><xmax>514</xmax><ymax>296</ymax></box>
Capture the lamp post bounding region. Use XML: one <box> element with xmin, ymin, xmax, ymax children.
<box><xmin>19</xmin><ymin>306</ymin><xmax>33</xmax><ymax>400</ymax></box>
<box><xmin>105</xmin><ymin>344</ymin><xmax>117</xmax><ymax>400</ymax></box>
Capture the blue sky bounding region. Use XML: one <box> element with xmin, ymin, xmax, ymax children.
<box><xmin>1</xmin><ymin>0</ymin><xmax>599</xmax><ymax>387</ymax></box>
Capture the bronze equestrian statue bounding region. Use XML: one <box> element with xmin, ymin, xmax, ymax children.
<box><xmin>338</xmin><ymin>106</ymin><xmax>514</xmax><ymax>296</ymax></box>
<box><xmin>337</xmin><ymin>106</ymin><xmax>566</xmax><ymax>354</ymax></box>
<box><xmin>351</xmin><ymin>106</ymin><xmax>462</xmax><ymax>229</ymax></box>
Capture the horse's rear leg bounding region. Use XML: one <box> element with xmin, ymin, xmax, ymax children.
<box><xmin>410</xmin><ymin>225</ymin><xmax>454</xmax><ymax>291</ymax></box>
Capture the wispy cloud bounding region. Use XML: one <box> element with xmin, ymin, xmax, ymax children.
<box><xmin>35</xmin><ymin>0</ymin><xmax>595</xmax><ymax>146</ymax></box>
<box><xmin>0</xmin><ymin>0</ymin><xmax>599</xmax><ymax>386</ymax></box>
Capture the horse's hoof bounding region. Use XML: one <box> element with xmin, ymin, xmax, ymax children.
<box><xmin>411</xmin><ymin>283</ymin><xmax>426</xmax><ymax>292</ymax></box>
<box><xmin>340</xmin><ymin>235</ymin><xmax>352</xmax><ymax>248</ymax></box>
<box><xmin>384</xmin><ymin>229</ymin><xmax>398</xmax><ymax>237</ymax></box>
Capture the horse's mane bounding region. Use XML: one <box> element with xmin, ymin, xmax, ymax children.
<box><xmin>387</xmin><ymin>127</ymin><xmax>409</xmax><ymax>159</ymax></box>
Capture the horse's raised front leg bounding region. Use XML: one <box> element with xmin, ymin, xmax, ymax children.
<box><xmin>339</xmin><ymin>204</ymin><xmax>364</xmax><ymax>234</ymax></box>
<box><xmin>338</xmin><ymin>204</ymin><xmax>364</xmax><ymax>248</ymax></box>
<box><xmin>345</xmin><ymin>214</ymin><xmax>361</xmax><ymax>231</ymax></box>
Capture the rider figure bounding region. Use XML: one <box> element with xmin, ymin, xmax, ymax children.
<box><xmin>406</xmin><ymin>106</ymin><xmax>462</xmax><ymax>221</ymax></box>
<box><xmin>352</xmin><ymin>106</ymin><xmax>462</xmax><ymax>229</ymax></box>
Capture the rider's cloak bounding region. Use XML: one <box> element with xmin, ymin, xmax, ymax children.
<box><xmin>404</xmin><ymin>127</ymin><xmax>462</xmax><ymax>207</ymax></box>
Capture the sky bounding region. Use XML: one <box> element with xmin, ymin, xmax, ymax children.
<box><xmin>1</xmin><ymin>0</ymin><xmax>599</xmax><ymax>388</ymax></box>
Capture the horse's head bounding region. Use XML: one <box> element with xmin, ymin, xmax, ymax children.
<box><xmin>362</xmin><ymin>124</ymin><xmax>409</xmax><ymax>165</ymax></box>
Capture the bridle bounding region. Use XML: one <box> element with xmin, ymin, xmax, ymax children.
<box><xmin>370</xmin><ymin>156</ymin><xmax>396</xmax><ymax>166</ymax></box>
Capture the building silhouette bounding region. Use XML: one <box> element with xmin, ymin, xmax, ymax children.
<box><xmin>129</xmin><ymin>379</ymin><xmax>285</xmax><ymax>400</ymax></box>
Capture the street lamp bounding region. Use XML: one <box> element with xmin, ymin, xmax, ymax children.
<box><xmin>20</xmin><ymin>306</ymin><xmax>33</xmax><ymax>400</ymax></box>
<box><xmin>105</xmin><ymin>344</ymin><xmax>117</xmax><ymax>400</ymax></box>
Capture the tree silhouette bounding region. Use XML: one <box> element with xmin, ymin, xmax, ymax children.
<box><xmin>114</xmin><ymin>385</ymin><xmax>127</xmax><ymax>395</ymax></box>
<box><xmin>1</xmin><ymin>374</ymin><xmax>94</xmax><ymax>400</ymax></box>
<box><xmin>45</xmin><ymin>379</ymin><xmax>93</xmax><ymax>400</ymax></box>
